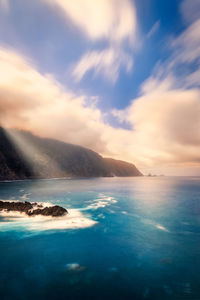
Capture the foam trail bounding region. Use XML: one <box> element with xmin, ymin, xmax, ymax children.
<box><xmin>155</xmin><ymin>224</ymin><xmax>169</xmax><ymax>232</ymax></box>
<box><xmin>0</xmin><ymin>209</ymin><xmax>97</xmax><ymax>231</ymax></box>
<box><xmin>142</xmin><ymin>218</ymin><xmax>169</xmax><ymax>232</ymax></box>
<box><xmin>84</xmin><ymin>193</ymin><xmax>117</xmax><ymax>210</ymax></box>
<box><xmin>20</xmin><ymin>193</ymin><xmax>31</xmax><ymax>200</ymax></box>
<box><xmin>65</xmin><ymin>263</ymin><xmax>85</xmax><ymax>272</ymax></box>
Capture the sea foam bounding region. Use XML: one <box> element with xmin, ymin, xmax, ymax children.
<box><xmin>0</xmin><ymin>206</ymin><xmax>97</xmax><ymax>232</ymax></box>
<box><xmin>65</xmin><ymin>263</ymin><xmax>85</xmax><ymax>272</ymax></box>
<box><xmin>86</xmin><ymin>193</ymin><xmax>117</xmax><ymax>210</ymax></box>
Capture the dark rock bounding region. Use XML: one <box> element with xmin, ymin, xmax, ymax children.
<box><xmin>0</xmin><ymin>201</ymin><xmax>67</xmax><ymax>217</ymax></box>
<box><xmin>37</xmin><ymin>204</ymin><xmax>43</xmax><ymax>208</ymax></box>
<box><xmin>0</xmin><ymin>200</ymin><xmax>33</xmax><ymax>213</ymax></box>
<box><xmin>28</xmin><ymin>205</ymin><xmax>68</xmax><ymax>217</ymax></box>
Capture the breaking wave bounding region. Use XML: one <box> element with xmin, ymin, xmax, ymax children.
<box><xmin>84</xmin><ymin>193</ymin><xmax>117</xmax><ymax>210</ymax></box>
<box><xmin>0</xmin><ymin>201</ymin><xmax>97</xmax><ymax>232</ymax></box>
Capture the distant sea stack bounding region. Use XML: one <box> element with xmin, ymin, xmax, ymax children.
<box><xmin>0</xmin><ymin>127</ymin><xmax>143</xmax><ymax>180</ymax></box>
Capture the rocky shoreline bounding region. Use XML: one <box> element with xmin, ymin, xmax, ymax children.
<box><xmin>0</xmin><ymin>201</ymin><xmax>68</xmax><ymax>217</ymax></box>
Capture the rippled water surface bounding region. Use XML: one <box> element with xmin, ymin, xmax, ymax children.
<box><xmin>0</xmin><ymin>177</ymin><xmax>200</xmax><ymax>300</ymax></box>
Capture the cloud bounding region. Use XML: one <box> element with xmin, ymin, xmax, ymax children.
<box><xmin>1</xmin><ymin>9</ymin><xmax>200</xmax><ymax>175</ymax></box>
<box><xmin>180</xmin><ymin>0</ymin><xmax>200</xmax><ymax>23</ymax></box>
<box><xmin>0</xmin><ymin>47</ymin><xmax>135</xmax><ymax>163</ymax></box>
<box><xmin>111</xmin><ymin>15</ymin><xmax>200</xmax><ymax>173</ymax></box>
<box><xmin>73</xmin><ymin>47</ymin><xmax>133</xmax><ymax>83</ymax></box>
<box><xmin>147</xmin><ymin>21</ymin><xmax>160</xmax><ymax>39</ymax></box>
<box><xmin>43</xmin><ymin>0</ymin><xmax>137</xmax><ymax>82</ymax></box>
<box><xmin>44</xmin><ymin>0</ymin><xmax>136</xmax><ymax>43</ymax></box>
<box><xmin>125</xmin><ymin>81</ymin><xmax>200</xmax><ymax>165</ymax></box>
<box><xmin>0</xmin><ymin>47</ymin><xmax>140</xmax><ymax>171</ymax></box>
<box><xmin>171</xmin><ymin>19</ymin><xmax>200</xmax><ymax>64</ymax></box>
<box><xmin>0</xmin><ymin>0</ymin><xmax>9</xmax><ymax>12</ymax></box>
<box><xmin>163</xmin><ymin>18</ymin><xmax>200</xmax><ymax>89</ymax></box>
<box><xmin>0</xmin><ymin>47</ymin><xmax>108</xmax><ymax>153</ymax></box>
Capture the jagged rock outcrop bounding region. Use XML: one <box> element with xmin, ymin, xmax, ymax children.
<box><xmin>0</xmin><ymin>201</ymin><xmax>68</xmax><ymax>217</ymax></box>
<box><xmin>28</xmin><ymin>205</ymin><xmax>67</xmax><ymax>217</ymax></box>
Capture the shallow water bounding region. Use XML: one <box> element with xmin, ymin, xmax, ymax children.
<box><xmin>0</xmin><ymin>177</ymin><xmax>200</xmax><ymax>300</ymax></box>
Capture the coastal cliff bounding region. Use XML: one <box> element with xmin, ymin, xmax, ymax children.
<box><xmin>0</xmin><ymin>127</ymin><xmax>142</xmax><ymax>180</ymax></box>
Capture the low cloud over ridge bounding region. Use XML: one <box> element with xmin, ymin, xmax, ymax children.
<box><xmin>1</xmin><ymin>11</ymin><xmax>200</xmax><ymax>175</ymax></box>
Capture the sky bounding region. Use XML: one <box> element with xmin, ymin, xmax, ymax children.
<box><xmin>0</xmin><ymin>0</ymin><xmax>200</xmax><ymax>175</ymax></box>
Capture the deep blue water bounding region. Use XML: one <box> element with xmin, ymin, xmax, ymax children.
<box><xmin>0</xmin><ymin>177</ymin><xmax>200</xmax><ymax>300</ymax></box>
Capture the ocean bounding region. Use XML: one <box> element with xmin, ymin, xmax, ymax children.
<box><xmin>0</xmin><ymin>177</ymin><xmax>200</xmax><ymax>300</ymax></box>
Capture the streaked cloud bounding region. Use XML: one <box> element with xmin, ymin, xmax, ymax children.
<box><xmin>147</xmin><ymin>21</ymin><xmax>160</xmax><ymax>39</ymax></box>
<box><xmin>43</xmin><ymin>0</ymin><xmax>137</xmax><ymax>83</ymax></box>
<box><xmin>44</xmin><ymin>0</ymin><xmax>136</xmax><ymax>43</ymax></box>
<box><xmin>166</xmin><ymin>18</ymin><xmax>200</xmax><ymax>91</ymax></box>
<box><xmin>124</xmin><ymin>80</ymin><xmax>200</xmax><ymax>165</ymax></box>
<box><xmin>73</xmin><ymin>47</ymin><xmax>133</xmax><ymax>83</ymax></box>
<box><xmin>1</xmin><ymin>27</ymin><xmax>200</xmax><ymax>176</ymax></box>
<box><xmin>171</xmin><ymin>19</ymin><xmax>200</xmax><ymax>64</ymax></box>
<box><xmin>180</xmin><ymin>0</ymin><xmax>200</xmax><ymax>23</ymax></box>
<box><xmin>1</xmin><ymin>3</ymin><xmax>200</xmax><ymax>175</ymax></box>
<box><xmin>0</xmin><ymin>47</ymin><xmax>107</xmax><ymax>153</ymax></box>
<box><xmin>112</xmin><ymin>15</ymin><xmax>200</xmax><ymax>173</ymax></box>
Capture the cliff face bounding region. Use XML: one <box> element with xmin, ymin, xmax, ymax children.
<box><xmin>104</xmin><ymin>158</ymin><xmax>143</xmax><ymax>177</ymax></box>
<box><xmin>0</xmin><ymin>127</ymin><xmax>142</xmax><ymax>180</ymax></box>
<box><xmin>0</xmin><ymin>129</ymin><xmax>34</xmax><ymax>180</ymax></box>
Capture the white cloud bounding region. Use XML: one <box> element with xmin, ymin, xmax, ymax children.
<box><xmin>44</xmin><ymin>0</ymin><xmax>136</xmax><ymax>43</ymax></box>
<box><xmin>73</xmin><ymin>47</ymin><xmax>133</xmax><ymax>83</ymax></box>
<box><xmin>126</xmin><ymin>82</ymin><xmax>200</xmax><ymax>165</ymax></box>
<box><xmin>1</xmin><ymin>11</ymin><xmax>200</xmax><ymax>175</ymax></box>
<box><xmin>111</xmin><ymin>15</ymin><xmax>200</xmax><ymax>173</ymax></box>
<box><xmin>0</xmin><ymin>47</ymin><xmax>108</xmax><ymax>153</ymax></box>
<box><xmin>171</xmin><ymin>19</ymin><xmax>200</xmax><ymax>64</ymax></box>
<box><xmin>44</xmin><ymin>0</ymin><xmax>137</xmax><ymax>82</ymax></box>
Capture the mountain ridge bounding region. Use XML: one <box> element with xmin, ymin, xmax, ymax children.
<box><xmin>0</xmin><ymin>127</ymin><xmax>143</xmax><ymax>180</ymax></box>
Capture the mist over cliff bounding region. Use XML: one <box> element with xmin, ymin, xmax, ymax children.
<box><xmin>0</xmin><ymin>127</ymin><xmax>142</xmax><ymax>180</ymax></box>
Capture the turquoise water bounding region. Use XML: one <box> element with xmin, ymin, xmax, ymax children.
<box><xmin>0</xmin><ymin>177</ymin><xmax>200</xmax><ymax>300</ymax></box>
